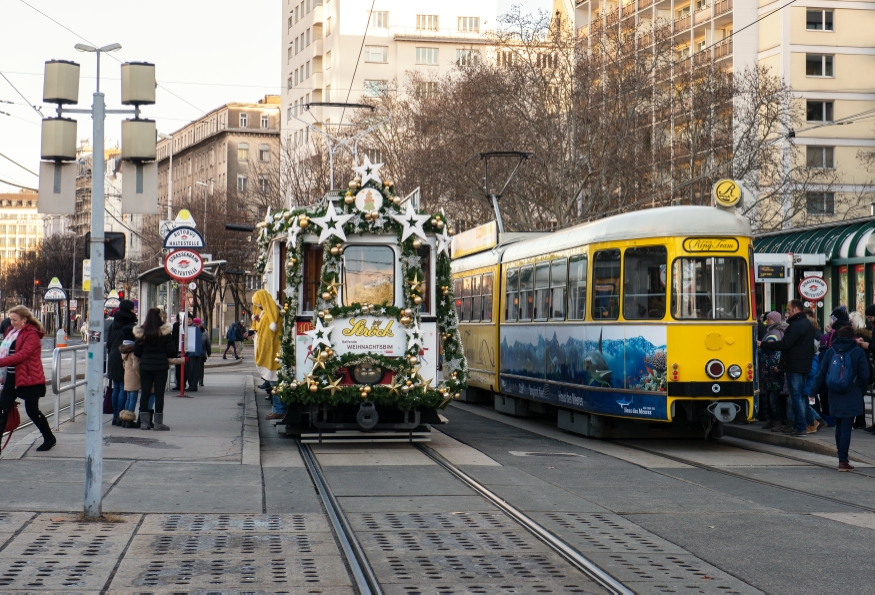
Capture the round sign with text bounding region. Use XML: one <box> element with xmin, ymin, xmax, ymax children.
<box><xmin>164</xmin><ymin>249</ymin><xmax>204</xmax><ymax>282</ymax></box>
<box><xmin>798</xmin><ymin>276</ymin><xmax>828</xmax><ymax>301</ymax></box>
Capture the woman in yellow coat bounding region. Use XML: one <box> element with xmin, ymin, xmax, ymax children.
<box><xmin>250</xmin><ymin>289</ymin><xmax>285</xmax><ymax>420</ymax></box>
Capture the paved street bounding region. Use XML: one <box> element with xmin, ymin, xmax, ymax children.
<box><xmin>2</xmin><ymin>356</ymin><xmax>875</xmax><ymax>592</ymax></box>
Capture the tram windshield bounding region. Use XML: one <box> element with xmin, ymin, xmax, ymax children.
<box><xmin>343</xmin><ymin>245</ymin><xmax>395</xmax><ymax>306</ymax></box>
<box><xmin>671</xmin><ymin>257</ymin><xmax>749</xmax><ymax>320</ymax></box>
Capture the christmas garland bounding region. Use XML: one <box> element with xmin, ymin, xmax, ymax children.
<box><xmin>254</xmin><ymin>158</ymin><xmax>468</xmax><ymax>410</ymax></box>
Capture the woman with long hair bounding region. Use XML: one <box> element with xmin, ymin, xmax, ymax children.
<box><xmin>133</xmin><ymin>307</ymin><xmax>176</xmax><ymax>431</ymax></box>
<box><xmin>0</xmin><ymin>305</ymin><xmax>56</xmax><ymax>451</ymax></box>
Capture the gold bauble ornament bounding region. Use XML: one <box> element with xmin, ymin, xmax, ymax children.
<box><xmin>401</xmin><ymin>386</ymin><xmax>410</xmax><ymax>393</ymax></box>
<box><xmin>361</xmin><ymin>305</ymin><xmax>370</xmax><ymax>315</ymax></box>
<box><xmin>326</xmin><ymin>349</ymin><xmax>334</xmax><ymax>357</ymax></box>
<box><xmin>392</xmin><ymin>196</ymin><xmax>401</xmax><ymax>205</ymax></box>
<box><xmin>360</xmin><ymin>391</ymin><xmax>368</xmax><ymax>399</ymax></box>
<box><xmin>370</xmin><ymin>210</ymin><xmax>380</xmax><ymax>219</ymax></box>
<box><xmin>348</xmin><ymin>180</ymin><xmax>357</xmax><ymax>189</ymax></box>
<box><xmin>344</xmin><ymin>193</ymin><xmax>355</xmax><ymax>204</ymax></box>
<box><xmin>299</xmin><ymin>217</ymin><xmax>310</xmax><ymax>228</ymax></box>
<box><xmin>290</xmin><ymin>258</ymin><xmax>297</xmax><ymax>266</ymax></box>
<box><xmin>330</xmin><ymin>246</ymin><xmax>341</xmax><ymax>256</ymax></box>
<box><xmin>413</xmin><ymin>296</ymin><xmax>423</xmax><ymax>305</ymax></box>
<box><xmin>354</xmin><ymin>176</ymin><xmax>362</xmax><ymax>186</ymax></box>
<box><xmin>436</xmin><ymin>219</ymin><xmax>445</xmax><ymax>229</ymax></box>
<box><xmin>318</xmin><ymin>351</ymin><xmax>329</xmax><ymax>361</ymax></box>
<box><xmin>412</xmin><ymin>239</ymin><xmax>422</xmax><ymax>250</ymax></box>
<box><xmin>448</xmin><ymin>228</ymin><xmax>454</xmax><ymax>235</ymax></box>
<box><xmin>290</xmin><ymin>382</ymin><xmax>298</xmax><ymax>390</ymax></box>
<box><xmin>454</xmin><ymin>393</ymin><xmax>461</xmax><ymax>399</ymax></box>
<box><xmin>430</xmin><ymin>218</ymin><xmax>437</xmax><ymax>226</ymax></box>
<box><xmin>363</xmin><ymin>385</ymin><xmax>372</xmax><ymax>394</ymax></box>
<box><xmin>400</xmin><ymin>316</ymin><xmax>411</xmax><ymax>326</ymax></box>
<box><xmin>408</xmin><ymin>356</ymin><xmax>419</xmax><ymax>365</ymax></box>
<box><xmin>324</xmin><ymin>314</ymin><xmax>334</xmax><ymax>324</ymax></box>
<box><xmin>309</xmin><ymin>383</ymin><xmax>319</xmax><ymax>393</ymax></box>
<box><xmin>403</xmin><ymin>308</ymin><xmax>414</xmax><ymax>317</ymax></box>
<box><xmin>406</xmin><ymin>380</ymin><xmax>413</xmax><ymax>387</ymax></box>
<box><xmin>442</xmin><ymin>287</ymin><xmax>449</xmax><ymax>295</ymax></box>
<box><xmin>322</xmin><ymin>292</ymin><xmax>332</xmax><ymax>301</ymax></box>
<box><xmin>318</xmin><ymin>311</ymin><xmax>325</xmax><ymax>318</ymax></box>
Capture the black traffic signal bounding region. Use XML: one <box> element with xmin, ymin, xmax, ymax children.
<box><xmin>84</xmin><ymin>232</ymin><xmax>126</xmax><ymax>261</ymax></box>
<box><xmin>118</xmin><ymin>290</ymin><xmax>125</xmax><ymax>300</ymax></box>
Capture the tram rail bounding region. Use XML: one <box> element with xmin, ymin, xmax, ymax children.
<box><xmin>1</xmin><ymin>398</ymin><xmax>85</xmax><ymax>444</ymax></box>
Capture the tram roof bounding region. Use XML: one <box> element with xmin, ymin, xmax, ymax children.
<box><xmin>495</xmin><ymin>206</ymin><xmax>751</xmax><ymax>264</ymax></box>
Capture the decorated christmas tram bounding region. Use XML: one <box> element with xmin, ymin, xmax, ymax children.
<box><xmin>256</xmin><ymin>157</ymin><xmax>468</xmax><ymax>441</ymax></box>
<box><xmin>451</xmin><ymin>204</ymin><xmax>757</xmax><ymax>439</ymax></box>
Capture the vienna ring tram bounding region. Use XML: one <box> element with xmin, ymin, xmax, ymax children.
<box><xmin>451</xmin><ymin>204</ymin><xmax>756</xmax><ymax>439</ymax></box>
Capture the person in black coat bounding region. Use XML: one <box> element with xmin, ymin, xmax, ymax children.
<box><xmin>133</xmin><ymin>307</ymin><xmax>176</xmax><ymax>431</ymax></box>
<box><xmin>760</xmin><ymin>299</ymin><xmax>816</xmax><ymax>436</ymax></box>
<box><xmin>106</xmin><ymin>300</ymin><xmax>138</xmax><ymax>426</ymax></box>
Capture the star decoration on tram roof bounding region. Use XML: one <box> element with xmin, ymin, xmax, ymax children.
<box><xmin>390</xmin><ymin>202</ymin><xmax>430</xmax><ymax>242</ymax></box>
<box><xmin>436</xmin><ymin>226</ymin><xmax>451</xmax><ymax>257</ymax></box>
<box><xmin>287</xmin><ymin>216</ymin><xmax>302</xmax><ymax>248</ymax></box>
<box><xmin>352</xmin><ymin>154</ymin><xmax>384</xmax><ymax>186</ymax></box>
<box><xmin>311</xmin><ymin>201</ymin><xmax>354</xmax><ymax>244</ymax></box>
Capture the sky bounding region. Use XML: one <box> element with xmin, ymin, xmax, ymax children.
<box><xmin>0</xmin><ymin>0</ymin><xmax>550</xmax><ymax>194</ymax></box>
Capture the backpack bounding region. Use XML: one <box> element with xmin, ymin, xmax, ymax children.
<box><xmin>825</xmin><ymin>350</ymin><xmax>855</xmax><ymax>392</ymax></box>
<box><xmin>226</xmin><ymin>324</ymin><xmax>236</xmax><ymax>342</ymax></box>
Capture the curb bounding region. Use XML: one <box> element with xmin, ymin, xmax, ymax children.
<box><xmin>205</xmin><ymin>358</ymin><xmax>243</xmax><ymax>370</ymax></box>
<box><xmin>723</xmin><ymin>423</ymin><xmax>875</xmax><ymax>465</ymax></box>
<box><xmin>241</xmin><ymin>378</ymin><xmax>260</xmax><ymax>467</ymax></box>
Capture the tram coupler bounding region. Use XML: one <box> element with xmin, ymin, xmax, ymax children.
<box><xmin>356</xmin><ymin>401</ymin><xmax>379</xmax><ymax>430</ymax></box>
<box><xmin>708</xmin><ymin>401</ymin><xmax>740</xmax><ymax>423</ymax></box>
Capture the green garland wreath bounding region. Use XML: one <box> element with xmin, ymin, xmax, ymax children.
<box><xmin>254</xmin><ymin>175</ymin><xmax>468</xmax><ymax>410</ymax></box>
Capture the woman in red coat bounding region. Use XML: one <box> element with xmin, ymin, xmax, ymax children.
<box><xmin>0</xmin><ymin>305</ymin><xmax>55</xmax><ymax>451</ymax></box>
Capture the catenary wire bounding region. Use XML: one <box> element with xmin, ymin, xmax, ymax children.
<box><xmin>0</xmin><ymin>71</ymin><xmax>44</xmax><ymax>118</ymax></box>
<box><xmin>340</xmin><ymin>0</ymin><xmax>378</xmax><ymax>125</ymax></box>
<box><xmin>0</xmin><ymin>150</ymin><xmax>39</xmax><ymax>177</ymax></box>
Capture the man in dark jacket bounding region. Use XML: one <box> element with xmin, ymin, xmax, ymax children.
<box><xmin>760</xmin><ymin>299</ymin><xmax>816</xmax><ymax>437</ymax></box>
<box><xmin>106</xmin><ymin>300</ymin><xmax>138</xmax><ymax>425</ymax></box>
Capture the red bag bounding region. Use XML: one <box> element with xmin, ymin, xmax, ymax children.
<box><xmin>3</xmin><ymin>402</ymin><xmax>21</xmax><ymax>451</ymax></box>
<box><xmin>103</xmin><ymin>385</ymin><xmax>113</xmax><ymax>414</ymax></box>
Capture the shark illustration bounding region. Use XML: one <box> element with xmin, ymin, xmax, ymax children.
<box><xmin>616</xmin><ymin>396</ymin><xmax>633</xmax><ymax>407</ymax></box>
<box><xmin>583</xmin><ymin>330</ymin><xmax>612</xmax><ymax>388</ymax></box>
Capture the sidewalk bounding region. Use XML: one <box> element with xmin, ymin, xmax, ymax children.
<box><xmin>725</xmin><ymin>420</ymin><xmax>875</xmax><ymax>465</ymax></box>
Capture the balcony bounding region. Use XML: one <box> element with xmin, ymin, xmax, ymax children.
<box><xmin>694</xmin><ymin>5</ymin><xmax>711</xmax><ymax>25</ymax></box>
<box><xmin>640</xmin><ymin>0</ymin><xmax>654</xmax><ymax>10</ymax></box>
<box><xmin>715</xmin><ymin>0</ymin><xmax>732</xmax><ymax>16</ymax></box>
<box><xmin>674</xmin><ymin>15</ymin><xmax>691</xmax><ymax>32</ymax></box>
<box><xmin>714</xmin><ymin>38</ymin><xmax>732</xmax><ymax>59</ymax></box>
<box><xmin>391</xmin><ymin>26</ymin><xmax>487</xmax><ymax>41</ymax></box>
<box><xmin>622</xmin><ymin>3</ymin><xmax>636</xmax><ymax>18</ymax></box>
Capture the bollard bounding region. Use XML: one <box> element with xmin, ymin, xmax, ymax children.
<box><xmin>56</xmin><ymin>327</ymin><xmax>68</xmax><ymax>348</ymax></box>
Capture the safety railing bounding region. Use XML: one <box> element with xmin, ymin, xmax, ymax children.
<box><xmin>51</xmin><ymin>345</ymin><xmax>88</xmax><ymax>431</ymax></box>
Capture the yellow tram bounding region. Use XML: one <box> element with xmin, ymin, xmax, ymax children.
<box><xmin>451</xmin><ymin>205</ymin><xmax>756</xmax><ymax>438</ymax></box>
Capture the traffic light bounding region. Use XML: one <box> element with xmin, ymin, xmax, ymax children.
<box><xmin>118</xmin><ymin>290</ymin><xmax>125</xmax><ymax>300</ymax></box>
<box><xmin>34</xmin><ymin>279</ymin><xmax>40</xmax><ymax>287</ymax></box>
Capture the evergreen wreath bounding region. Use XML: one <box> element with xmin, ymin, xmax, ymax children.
<box><xmin>254</xmin><ymin>162</ymin><xmax>468</xmax><ymax>410</ymax></box>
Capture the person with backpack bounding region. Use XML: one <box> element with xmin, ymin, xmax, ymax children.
<box><xmin>811</xmin><ymin>325</ymin><xmax>869</xmax><ymax>471</ymax></box>
<box><xmin>759</xmin><ymin>311</ymin><xmax>788</xmax><ymax>431</ymax></box>
<box><xmin>759</xmin><ymin>299</ymin><xmax>816</xmax><ymax>437</ymax></box>
<box><xmin>223</xmin><ymin>321</ymin><xmax>242</xmax><ymax>360</ymax></box>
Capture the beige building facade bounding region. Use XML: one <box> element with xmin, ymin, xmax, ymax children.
<box><xmin>0</xmin><ymin>190</ymin><xmax>42</xmax><ymax>268</ymax></box>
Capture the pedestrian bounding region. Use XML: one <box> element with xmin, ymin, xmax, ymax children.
<box><xmin>184</xmin><ymin>318</ymin><xmax>203</xmax><ymax>393</ymax></box>
<box><xmin>133</xmin><ymin>307</ymin><xmax>175</xmax><ymax>431</ymax></box>
<box><xmin>223</xmin><ymin>321</ymin><xmax>241</xmax><ymax>360</ymax></box>
<box><xmin>811</xmin><ymin>325</ymin><xmax>869</xmax><ymax>471</ymax></box>
<box><xmin>849</xmin><ymin>311</ymin><xmax>873</xmax><ymax>429</ymax></box>
<box><xmin>0</xmin><ymin>305</ymin><xmax>56</xmax><ymax>451</ymax></box>
<box><xmin>759</xmin><ymin>311</ymin><xmax>787</xmax><ymax>431</ymax></box>
<box><xmin>759</xmin><ymin>299</ymin><xmax>816</xmax><ymax>437</ymax></box>
<box><xmin>854</xmin><ymin>304</ymin><xmax>875</xmax><ymax>432</ymax></box>
<box><xmin>106</xmin><ymin>300</ymin><xmax>137</xmax><ymax>426</ymax></box>
<box><xmin>119</xmin><ymin>325</ymin><xmax>140</xmax><ymax>428</ymax></box>
<box><xmin>199</xmin><ymin>320</ymin><xmax>211</xmax><ymax>387</ymax></box>
<box><xmin>0</xmin><ymin>318</ymin><xmax>11</xmax><ymax>337</ymax></box>
<box><xmin>171</xmin><ymin>315</ymin><xmax>182</xmax><ymax>390</ymax></box>
<box><xmin>757</xmin><ymin>315</ymin><xmax>768</xmax><ymax>342</ymax></box>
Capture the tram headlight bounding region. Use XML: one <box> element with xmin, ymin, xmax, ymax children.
<box><xmin>705</xmin><ymin>359</ymin><xmax>725</xmax><ymax>379</ymax></box>
<box><xmin>352</xmin><ymin>364</ymin><xmax>383</xmax><ymax>385</ymax></box>
<box><xmin>727</xmin><ymin>364</ymin><xmax>742</xmax><ymax>380</ymax></box>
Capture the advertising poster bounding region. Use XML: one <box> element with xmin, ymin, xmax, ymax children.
<box><xmin>856</xmin><ymin>265</ymin><xmax>866</xmax><ymax>315</ymax></box>
<box><xmin>839</xmin><ymin>266</ymin><xmax>848</xmax><ymax>310</ymax></box>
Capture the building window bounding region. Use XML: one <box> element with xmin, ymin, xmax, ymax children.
<box><xmin>287</xmin><ymin>76</ymin><xmax>293</xmax><ymax>89</ymax></box>
<box><xmin>458</xmin><ymin>16</ymin><xmax>480</xmax><ymax>32</ymax></box>
<box><xmin>806</xmin><ymin>146</ymin><xmax>834</xmax><ymax>169</ymax></box>
<box><xmin>238</xmin><ymin>142</ymin><xmax>249</xmax><ymax>161</ymax></box>
<box><xmin>414</xmin><ymin>81</ymin><xmax>438</xmax><ymax>98</ymax></box>
<box><xmin>287</xmin><ymin>46</ymin><xmax>293</xmax><ymax>62</ymax></box>
<box><xmin>456</xmin><ymin>49</ymin><xmax>480</xmax><ymax>67</ymax></box>
<box><xmin>364</xmin><ymin>79</ymin><xmax>388</xmax><ymax>96</ymax></box>
<box><xmin>258</xmin><ymin>174</ymin><xmax>270</xmax><ymax>193</ymax></box>
<box><xmin>239</xmin><ymin>113</ymin><xmax>248</xmax><ymax>127</ymax></box>
<box><xmin>806</xmin><ymin>9</ymin><xmax>833</xmax><ymax>31</ymax></box>
<box><xmin>363</xmin><ymin>147</ymin><xmax>382</xmax><ymax>163</ymax></box>
<box><xmin>806</xmin><ymin>100</ymin><xmax>833</xmax><ymax>122</ymax></box>
<box><xmin>261</xmin><ymin>114</ymin><xmax>269</xmax><ymax>128</ymax></box>
<box><xmin>326</xmin><ymin>50</ymin><xmax>332</xmax><ymax>68</ymax></box>
<box><xmin>259</xmin><ymin>144</ymin><xmax>270</xmax><ymax>161</ymax></box>
<box><xmin>237</xmin><ymin>174</ymin><xmax>248</xmax><ymax>193</ymax></box>
<box><xmin>806</xmin><ymin>191</ymin><xmax>834</xmax><ymax>215</ymax></box>
<box><xmin>415</xmin><ymin>47</ymin><xmax>439</xmax><ymax>65</ymax></box>
<box><xmin>806</xmin><ymin>54</ymin><xmax>834</xmax><ymax>77</ymax></box>
<box><xmin>325</xmin><ymin>84</ymin><xmax>331</xmax><ymax>101</ymax></box>
<box><xmin>288</xmin><ymin>16</ymin><xmax>293</xmax><ymax>30</ymax></box>
<box><xmin>371</xmin><ymin>10</ymin><xmax>388</xmax><ymax>28</ymax></box>
<box><xmin>416</xmin><ymin>14</ymin><xmax>439</xmax><ymax>31</ymax></box>
<box><xmin>364</xmin><ymin>46</ymin><xmax>388</xmax><ymax>63</ymax></box>
<box><xmin>326</xmin><ymin>16</ymin><xmax>331</xmax><ymax>35</ymax></box>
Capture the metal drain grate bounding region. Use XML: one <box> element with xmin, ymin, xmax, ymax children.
<box><xmin>351</xmin><ymin>512</ymin><xmax>515</xmax><ymax>532</ymax></box>
<box><xmin>138</xmin><ymin>513</ymin><xmax>330</xmax><ymax>534</ymax></box>
<box><xmin>127</xmin><ymin>532</ymin><xmax>340</xmax><ymax>558</ymax></box>
<box><xmin>0</xmin><ymin>558</ymin><xmax>114</xmax><ymax>590</ymax></box>
<box><xmin>540</xmin><ymin>513</ymin><xmax>681</xmax><ymax>554</ymax></box>
<box><xmin>1</xmin><ymin>514</ymin><xmax>136</xmax><ymax>560</ymax></box>
<box><xmin>367</xmin><ymin>530</ymin><xmax>538</xmax><ymax>555</ymax></box>
<box><xmin>590</xmin><ymin>553</ymin><xmax>754</xmax><ymax>594</ymax></box>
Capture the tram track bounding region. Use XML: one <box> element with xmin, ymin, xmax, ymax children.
<box><xmin>1</xmin><ymin>397</ymin><xmax>85</xmax><ymax>443</ymax></box>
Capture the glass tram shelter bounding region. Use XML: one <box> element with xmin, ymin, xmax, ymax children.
<box><xmin>754</xmin><ymin>217</ymin><xmax>875</xmax><ymax>324</ymax></box>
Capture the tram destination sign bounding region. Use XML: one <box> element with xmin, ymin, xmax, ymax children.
<box><xmin>757</xmin><ymin>265</ymin><xmax>786</xmax><ymax>280</ymax></box>
<box><xmin>682</xmin><ymin>237</ymin><xmax>739</xmax><ymax>252</ymax></box>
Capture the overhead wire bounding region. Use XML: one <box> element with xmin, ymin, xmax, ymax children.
<box><xmin>340</xmin><ymin>0</ymin><xmax>378</xmax><ymax>125</ymax></box>
<box><xmin>0</xmin><ymin>150</ymin><xmax>38</xmax><ymax>177</ymax></box>
<box><xmin>0</xmin><ymin>71</ymin><xmax>44</xmax><ymax>118</ymax></box>
<box><xmin>0</xmin><ymin>176</ymin><xmax>37</xmax><ymax>192</ymax></box>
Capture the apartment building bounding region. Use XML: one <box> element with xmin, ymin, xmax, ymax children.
<box><xmin>282</xmin><ymin>0</ymin><xmax>497</xmax><ymax>145</ymax></box>
<box><xmin>0</xmin><ymin>190</ymin><xmax>42</xmax><ymax>267</ymax></box>
<box><xmin>156</xmin><ymin>96</ymin><xmax>281</xmax><ymax>217</ymax></box>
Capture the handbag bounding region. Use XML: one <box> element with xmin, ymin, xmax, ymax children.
<box><xmin>3</xmin><ymin>402</ymin><xmax>21</xmax><ymax>451</ymax></box>
<box><xmin>102</xmin><ymin>384</ymin><xmax>113</xmax><ymax>414</ymax></box>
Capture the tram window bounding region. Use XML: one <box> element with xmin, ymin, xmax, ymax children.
<box><xmin>623</xmin><ymin>246</ymin><xmax>667</xmax><ymax>320</ymax></box>
<box><xmin>550</xmin><ymin>258</ymin><xmax>567</xmax><ymax>320</ymax></box>
<box><xmin>519</xmin><ymin>265</ymin><xmax>534</xmax><ymax>320</ymax></box>
<box><xmin>342</xmin><ymin>245</ymin><xmax>395</xmax><ymax>307</ymax></box>
<box><xmin>568</xmin><ymin>255</ymin><xmax>587</xmax><ymax>320</ymax></box>
<box><xmin>302</xmin><ymin>243</ymin><xmax>324</xmax><ymax>311</ymax></box>
<box><xmin>534</xmin><ymin>263</ymin><xmax>550</xmax><ymax>320</ymax></box>
<box><xmin>671</xmin><ymin>257</ymin><xmax>749</xmax><ymax>320</ymax></box>
<box><xmin>482</xmin><ymin>272</ymin><xmax>494</xmax><ymax>322</ymax></box>
<box><xmin>462</xmin><ymin>276</ymin><xmax>472</xmax><ymax>321</ymax></box>
<box><xmin>417</xmin><ymin>245</ymin><xmax>432</xmax><ymax>314</ymax></box>
<box><xmin>453</xmin><ymin>278</ymin><xmax>463</xmax><ymax>319</ymax></box>
<box><xmin>592</xmin><ymin>250</ymin><xmax>620</xmax><ymax>320</ymax></box>
<box><xmin>471</xmin><ymin>275</ymin><xmax>482</xmax><ymax>321</ymax></box>
<box><xmin>506</xmin><ymin>268</ymin><xmax>519</xmax><ymax>321</ymax></box>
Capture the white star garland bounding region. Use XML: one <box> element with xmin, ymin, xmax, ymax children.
<box><xmin>390</xmin><ymin>202</ymin><xmax>430</xmax><ymax>242</ymax></box>
<box><xmin>310</xmin><ymin>201</ymin><xmax>354</xmax><ymax>244</ymax></box>
<box><xmin>287</xmin><ymin>216</ymin><xmax>302</xmax><ymax>248</ymax></box>
<box><xmin>407</xmin><ymin>322</ymin><xmax>424</xmax><ymax>351</ymax></box>
<box><xmin>444</xmin><ymin>357</ymin><xmax>463</xmax><ymax>376</ymax></box>
<box><xmin>352</xmin><ymin>154</ymin><xmax>384</xmax><ymax>186</ymax></box>
<box><xmin>436</xmin><ymin>227</ymin><xmax>451</xmax><ymax>256</ymax></box>
<box><xmin>304</xmin><ymin>317</ymin><xmax>334</xmax><ymax>349</ymax></box>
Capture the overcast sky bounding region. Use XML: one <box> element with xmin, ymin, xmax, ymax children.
<box><xmin>0</xmin><ymin>0</ymin><xmax>550</xmax><ymax>194</ymax></box>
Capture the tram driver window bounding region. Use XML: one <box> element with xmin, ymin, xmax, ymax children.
<box><xmin>519</xmin><ymin>265</ymin><xmax>534</xmax><ymax>320</ymax></box>
<box><xmin>302</xmin><ymin>243</ymin><xmax>324</xmax><ymax>311</ymax></box>
<box><xmin>534</xmin><ymin>263</ymin><xmax>550</xmax><ymax>320</ymax></box>
<box><xmin>568</xmin><ymin>255</ymin><xmax>587</xmax><ymax>320</ymax></box>
<box><xmin>417</xmin><ymin>245</ymin><xmax>432</xmax><ymax>314</ymax></box>
<box><xmin>453</xmin><ymin>278</ymin><xmax>463</xmax><ymax>319</ymax></box>
<box><xmin>550</xmin><ymin>258</ymin><xmax>567</xmax><ymax>320</ymax></box>
<box><xmin>592</xmin><ymin>250</ymin><xmax>620</xmax><ymax>320</ymax></box>
<box><xmin>342</xmin><ymin>245</ymin><xmax>395</xmax><ymax>306</ymax></box>
<box><xmin>623</xmin><ymin>246</ymin><xmax>667</xmax><ymax>320</ymax></box>
<box><xmin>462</xmin><ymin>276</ymin><xmax>472</xmax><ymax>321</ymax></box>
<box><xmin>482</xmin><ymin>273</ymin><xmax>494</xmax><ymax>322</ymax></box>
<box><xmin>671</xmin><ymin>257</ymin><xmax>749</xmax><ymax>320</ymax></box>
<box><xmin>506</xmin><ymin>268</ymin><xmax>519</xmax><ymax>321</ymax></box>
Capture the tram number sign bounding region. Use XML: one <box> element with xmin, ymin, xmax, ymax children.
<box><xmin>757</xmin><ymin>265</ymin><xmax>786</xmax><ymax>280</ymax></box>
<box><xmin>799</xmin><ymin>276</ymin><xmax>828</xmax><ymax>301</ymax></box>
